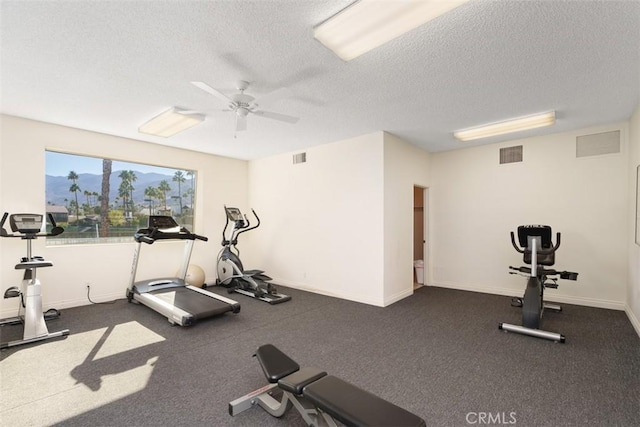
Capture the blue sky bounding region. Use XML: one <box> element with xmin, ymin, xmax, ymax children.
<box><xmin>45</xmin><ymin>151</ymin><xmax>190</xmax><ymax>177</ymax></box>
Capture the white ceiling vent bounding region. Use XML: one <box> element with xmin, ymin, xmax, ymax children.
<box><xmin>576</xmin><ymin>130</ymin><xmax>620</xmax><ymax>158</ymax></box>
<box><xmin>293</xmin><ymin>152</ymin><xmax>307</xmax><ymax>164</ymax></box>
<box><xmin>499</xmin><ymin>145</ymin><xmax>523</xmax><ymax>164</ymax></box>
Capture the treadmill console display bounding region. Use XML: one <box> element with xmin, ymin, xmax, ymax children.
<box><xmin>225</xmin><ymin>207</ymin><xmax>244</xmax><ymax>222</ymax></box>
<box><xmin>10</xmin><ymin>214</ymin><xmax>43</xmax><ymax>234</ymax></box>
<box><xmin>148</xmin><ymin>216</ymin><xmax>180</xmax><ymax>230</ymax></box>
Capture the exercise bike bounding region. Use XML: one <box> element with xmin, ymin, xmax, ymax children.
<box><xmin>212</xmin><ymin>206</ymin><xmax>291</xmax><ymax>304</ymax></box>
<box><xmin>0</xmin><ymin>212</ymin><xmax>69</xmax><ymax>349</ymax></box>
<box><xmin>499</xmin><ymin>225</ymin><xmax>578</xmax><ymax>343</ymax></box>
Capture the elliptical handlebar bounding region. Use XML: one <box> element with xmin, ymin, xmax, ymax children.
<box><xmin>236</xmin><ymin>209</ymin><xmax>260</xmax><ymax>238</ymax></box>
<box><xmin>220</xmin><ymin>207</ymin><xmax>263</xmax><ymax>248</ymax></box>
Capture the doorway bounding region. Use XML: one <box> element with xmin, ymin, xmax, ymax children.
<box><xmin>413</xmin><ymin>186</ymin><xmax>428</xmax><ymax>288</ymax></box>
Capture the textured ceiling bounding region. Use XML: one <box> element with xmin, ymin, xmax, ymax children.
<box><xmin>1</xmin><ymin>0</ymin><xmax>639</xmax><ymax>160</ymax></box>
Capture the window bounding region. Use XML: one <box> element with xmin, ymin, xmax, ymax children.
<box><xmin>45</xmin><ymin>151</ymin><xmax>196</xmax><ymax>245</ymax></box>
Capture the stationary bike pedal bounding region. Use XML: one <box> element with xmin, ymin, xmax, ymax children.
<box><xmin>544</xmin><ymin>282</ymin><xmax>558</xmax><ymax>289</ymax></box>
<box><xmin>3</xmin><ymin>286</ymin><xmax>20</xmax><ymax>298</ymax></box>
<box><xmin>510</xmin><ymin>297</ymin><xmax>523</xmax><ymax>307</ymax></box>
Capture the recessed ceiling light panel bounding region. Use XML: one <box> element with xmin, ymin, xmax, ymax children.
<box><xmin>453</xmin><ymin>111</ymin><xmax>556</xmax><ymax>142</ymax></box>
<box><xmin>314</xmin><ymin>0</ymin><xmax>470</xmax><ymax>61</ymax></box>
<box><xmin>139</xmin><ymin>107</ymin><xmax>204</xmax><ymax>138</ymax></box>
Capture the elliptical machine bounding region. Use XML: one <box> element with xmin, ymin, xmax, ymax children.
<box><xmin>0</xmin><ymin>212</ymin><xmax>69</xmax><ymax>349</ymax></box>
<box><xmin>213</xmin><ymin>206</ymin><xmax>291</xmax><ymax>304</ymax></box>
<box><xmin>499</xmin><ymin>225</ymin><xmax>578</xmax><ymax>343</ymax></box>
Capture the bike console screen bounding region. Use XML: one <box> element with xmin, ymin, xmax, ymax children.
<box><xmin>10</xmin><ymin>214</ymin><xmax>44</xmax><ymax>234</ymax></box>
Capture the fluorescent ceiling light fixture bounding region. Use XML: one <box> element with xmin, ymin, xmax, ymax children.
<box><xmin>138</xmin><ymin>107</ymin><xmax>204</xmax><ymax>138</ymax></box>
<box><xmin>314</xmin><ymin>0</ymin><xmax>470</xmax><ymax>61</ymax></box>
<box><xmin>453</xmin><ymin>111</ymin><xmax>556</xmax><ymax>142</ymax></box>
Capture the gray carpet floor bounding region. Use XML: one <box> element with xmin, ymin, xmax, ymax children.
<box><xmin>1</xmin><ymin>285</ymin><xmax>639</xmax><ymax>426</ymax></box>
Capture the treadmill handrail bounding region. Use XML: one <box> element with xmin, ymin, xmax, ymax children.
<box><xmin>134</xmin><ymin>226</ymin><xmax>208</xmax><ymax>244</ymax></box>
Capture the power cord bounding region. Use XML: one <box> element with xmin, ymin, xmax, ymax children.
<box><xmin>86</xmin><ymin>285</ymin><xmax>117</xmax><ymax>305</ymax></box>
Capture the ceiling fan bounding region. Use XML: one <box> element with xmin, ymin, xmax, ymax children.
<box><xmin>191</xmin><ymin>80</ymin><xmax>299</xmax><ymax>132</ymax></box>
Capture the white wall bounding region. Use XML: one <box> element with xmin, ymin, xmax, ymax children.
<box><xmin>383</xmin><ymin>132</ymin><xmax>430</xmax><ymax>304</ymax></box>
<box><xmin>247</xmin><ymin>131</ymin><xmax>431</xmax><ymax>307</ymax></box>
<box><xmin>430</xmin><ymin>122</ymin><xmax>629</xmax><ymax>310</ymax></box>
<box><xmin>248</xmin><ymin>132</ymin><xmax>386</xmax><ymax>305</ymax></box>
<box><xmin>0</xmin><ymin>115</ymin><xmax>248</xmax><ymax>317</ymax></box>
<box><xmin>628</xmin><ymin>105</ymin><xmax>640</xmax><ymax>335</ymax></box>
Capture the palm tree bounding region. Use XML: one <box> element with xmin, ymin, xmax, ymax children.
<box><xmin>100</xmin><ymin>159</ymin><xmax>112</xmax><ymax>237</ymax></box>
<box><xmin>67</xmin><ymin>171</ymin><xmax>80</xmax><ymax>224</ymax></box>
<box><xmin>127</xmin><ymin>170</ymin><xmax>137</xmax><ymax>214</ymax></box>
<box><xmin>144</xmin><ymin>186</ymin><xmax>159</xmax><ymax>214</ymax></box>
<box><xmin>118</xmin><ymin>181</ymin><xmax>131</xmax><ymax>215</ymax></box>
<box><xmin>186</xmin><ymin>170</ymin><xmax>195</xmax><ymax>210</ymax></box>
<box><xmin>118</xmin><ymin>170</ymin><xmax>137</xmax><ymax>219</ymax></box>
<box><xmin>158</xmin><ymin>180</ymin><xmax>172</xmax><ymax>212</ymax></box>
<box><xmin>173</xmin><ymin>171</ymin><xmax>186</xmax><ymax>215</ymax></box>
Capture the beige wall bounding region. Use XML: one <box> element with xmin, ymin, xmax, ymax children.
<box><xmin>628</xmin><ymin>104</ymin><xmax>640</xmax><ymax>334</ymax></box>
<box><xmin>0</xmin><ymin>115</ymin><xmax>248</xmax><ymax>317</ymax></box>
<box><xmin>383</xmin><ymin>132</ymin><xmax>430</xmax><ymax>303</ymax></box>
<box><xmin>247</xmin><ymin>131</ymin><xmax>432</xmax><ymax>306</ymax></box>
<box><xmin>430</xmin><ymin>122</ymin><xmax>629</xmax><ymax>310</ymax></box>
<box><xmin>248</xmin><ymin>132</ymin><xmax>386</xmax><ymax>305</ymax></box>
<box><xmin>2</xmin><ymin>111</ymin><xmax>638</xmax><ymax>332</ymax></box>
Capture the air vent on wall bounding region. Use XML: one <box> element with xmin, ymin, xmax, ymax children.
<box><xmin>293</xmin><ymin>152</ymin><xmax>307</xmax><ymax>164</ymax></box>
<box><xmin>576</xmin><ymin>130</ymin><xmax>620</xmax><ymax>158</ymax></box>
<box><xmin>499</xmin><ymin>145</ymin><xmax>523</xmax><ymax>164</ymax></box>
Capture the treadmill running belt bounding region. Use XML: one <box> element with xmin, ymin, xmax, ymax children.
<box><xmin>149</xmin><ymin>287</ymin><xmax>233</xmax><ymax>320</ymax></box>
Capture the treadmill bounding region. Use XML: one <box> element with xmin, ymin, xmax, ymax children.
<box><xmin>126</xmin><ymin>216</ymin><xmax>240</xmax><ymax>326</ymax></box>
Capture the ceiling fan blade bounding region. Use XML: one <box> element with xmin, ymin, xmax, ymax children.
<box><xmin>191</xmin><ymin>81</ymin><xmax>231</xmax><ymax>103</ymax></box>
<box><xmin>235</xmin><ymin>114</ymin><xmax>247</xmax><ymax>132</ymax></box>
<box><xmin>252</xmin><ymin>110</ymin><xmax>300</xmax><ymax>124</ymax></box>
<box><xmin>252</xmin><ymin>87</ymin><xmax>292</xmax><ymax>107</ymax></box>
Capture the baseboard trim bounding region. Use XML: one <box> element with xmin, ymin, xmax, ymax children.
<box><xmin>0</xmin><ymin>292</ymin><xmax>124</xmax><ymax>319</ymax></box>
<box><xmin>431</xmin><ymin>281</ymin><xmax>626</xmax><ymax>310</ymax></box>
<box><xmin>625</xmin><ymin>304</ymin><xmax>640</xmax><ymax>338</ymax></box>
<box><xmin>270</xmin><ymin>278</ymin><xmax>385</xmax><ymax>307</ymax></box>
<box><xmin>383</xmin><ymin>288</ymin><xmax>415</xmax><ymax>307</ymax></box>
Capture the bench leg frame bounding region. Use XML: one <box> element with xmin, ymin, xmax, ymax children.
<box><xmin>229</xmin><ymin>383</ymin><xmax>292</xmax><ymax>417</ymax></box>
<box><xmin>229</xmin><ymin>384</ymin><xmax>338</xmax><ymax>426</ymax></box>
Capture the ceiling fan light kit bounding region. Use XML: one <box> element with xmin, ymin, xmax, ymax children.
<box><xmin>138</xmin><ymin>107</ymin><xmax>205</xmax><ymax>138</ymax></box>
<box><xmin>453</xmin><ymin>111</ymin><xmax>556</xmax><ymax>141</ymax></box>
<box><xmin>313</xmin><ymin>0</ymin><xmax>470</xmax><ymax>61</ymax></box>
<box><xmin>191</xmin><ymin>80</ymin><xmax>299</xmax><ymax>132</ymax></box>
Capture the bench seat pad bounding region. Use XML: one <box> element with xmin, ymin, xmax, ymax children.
<box><xmin>279</xmin><ymin>367</ymin><xmax>327</xmax><ymax>395</ymax></box>
<box><xmin>303</xmin><ymin>375</ymin><xmax>425</xmax><ymax>427</ymax></box>
<box><xmin>255</xmin><ymin>344</ymin><xmax>300</xmax><ymax>383</ymax></box>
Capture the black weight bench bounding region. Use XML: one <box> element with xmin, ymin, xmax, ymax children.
<box><xmin>230</xmin><ymin>344</ymin><xmax>425</xmax><ymax>427</ymax></box>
